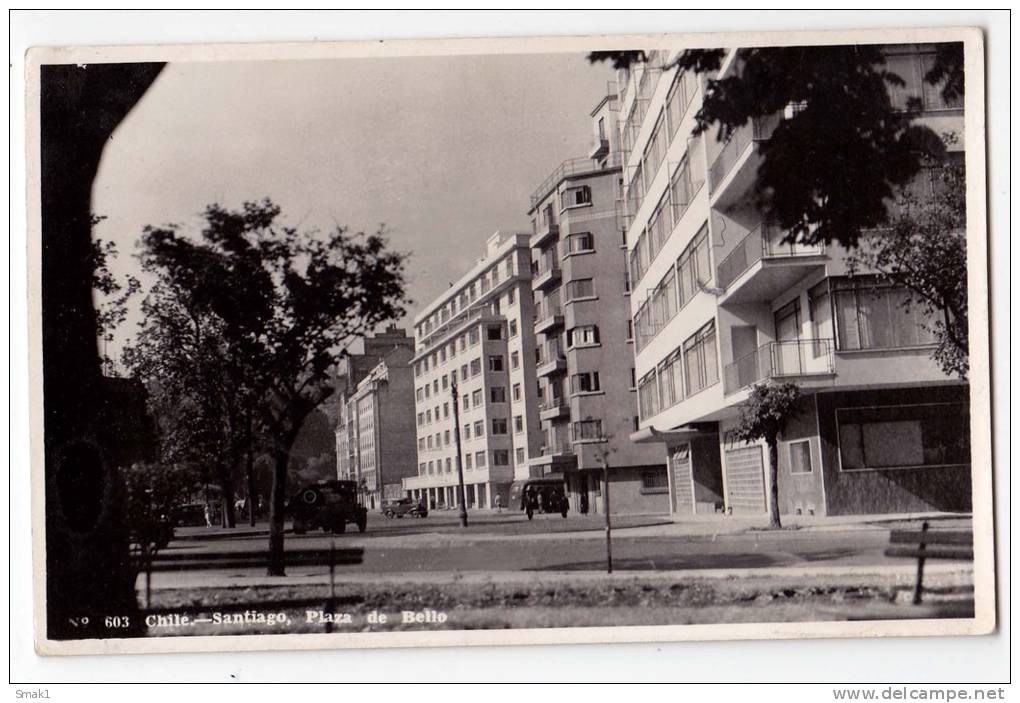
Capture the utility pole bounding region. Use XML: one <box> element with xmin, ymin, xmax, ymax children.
<box><xmin>451</xmin><ymin>381</ymin><xmax>469</xmax><ymax>527</ymax></box>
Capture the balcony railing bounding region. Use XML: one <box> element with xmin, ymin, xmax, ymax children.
<box><xmin>539</xmin><ymin>396</ymin><xmax>568</xmax><ymax>412</ymax></box>
<box><xmin>715</xmin><ymin>222</ymin><xmax>825</xmax><ymax>291</ymax></box>
<box><xmin>708</xmin><ymin>112</ymin><xmax>783</xmax><ymax>193</ymax></box>
<box><xmin>540</xmin><ymin>440</ymin><xmax>573</xmax><ymax>457</ymax></box>
<box><xmin>529</xmin><ymin>152</ymin><xmax>624</xmax><ymax>208</ymax></box>
<box><xmin>723</xmin><ymin>339</ymin><xmax>835</xmax><ymax>395</ymax></box>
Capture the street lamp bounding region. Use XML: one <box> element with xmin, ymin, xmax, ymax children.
<box><xmin>450</xmin><ymin>381</ymin><xmax>469</xmax><ymax>528</ymax></box>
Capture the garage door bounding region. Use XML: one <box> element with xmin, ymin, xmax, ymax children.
<box><xmin>670</xmin><ymin>445</ymin><xmax>694</xmax><ymax>515</ymax></box>
<box><xmin>725</xmin><ymin>445</ymin><xmax>766</xmax><ymax>514</ymax></box>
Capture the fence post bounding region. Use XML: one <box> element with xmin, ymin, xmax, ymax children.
<box><xmin>913</xmin><ymin>521</ymin><xmax>929</xmax><ymax>605</ymax></box>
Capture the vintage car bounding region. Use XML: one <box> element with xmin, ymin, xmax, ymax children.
<box><xmin>509</xmin><ymin>478</ymin><xmax>569</xmax><ymax>519</ymax></box>
<box><xmin>288</xmin><ymin>480</ymin><xmax>368</xmax><ymax>534</ymax></box>
<box><xmin>382</xmin><ymin>497</ymin><xmax>428</xmax><ymax>519</ymax></box>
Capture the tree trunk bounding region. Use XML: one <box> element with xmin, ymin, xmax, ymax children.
<box><xmin>219</xmin><ymin>468</ymin><xmax>237</xmax><ymax>528</ymax></box>
<box><xmin>246</xmin><ymin>446</ymin><xmax>257</xmax><ymax>527</ymax></box>
<box><xmin>267</xmin><ymin>447</ymin><xmax>289</xmax><ymax>576</ymax></box>
<box><xmin>767</xmin><ymin>436</ymin><xmax>782</xmax><ymax>529</ymax></box>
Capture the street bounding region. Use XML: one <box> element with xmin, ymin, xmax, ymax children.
<box><xmin>159</xmin><ymin>510</ymin><xmax>971</xmax><ymax>576</ymax></box>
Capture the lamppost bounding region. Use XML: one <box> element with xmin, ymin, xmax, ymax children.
<box><xmin>594</xmin><ymin>435</ymin><xmax>615</xmax><ymax>574</ymax></box>
<box><xmin>450</xmin><ymin>381</ymin><xmax>469</xmax><ymax>528</ymax></box>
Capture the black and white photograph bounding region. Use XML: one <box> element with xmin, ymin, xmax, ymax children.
<box><xmin>22</xmin><ymin>21</ymin><xmax>995</xmax><ymax>659</ymax></box>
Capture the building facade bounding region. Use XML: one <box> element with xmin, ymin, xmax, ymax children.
<box><xmin>618</xmin><ymin>45</ymin><xmax>969</xmax><ymax>518</ymax></box>
<box><xmin>525</xmin><ymin>90</ymin><xmax>669</xmax><ymax>515</ymax></box>
<box><xmin>335</xmin><ymin>327</ymin><xmax>417</xmax><ymax>509</ymax></box>
<box><xmin>402</xmin><ymin>231</ymin><xmax>543</xmax><ymax>510</ymax></box>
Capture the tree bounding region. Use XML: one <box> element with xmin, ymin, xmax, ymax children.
<box><xmin>135</xmin><ymin>199</ymin><xmax>408</xmax><ymax>575</ymax></box>
<box><xmin>849</xmin><ymin>149</ymin><xmax>968</xmax><ymax>378</ymax></box>
<box><xmin>734</xmin><ymin>381</ymin><xmax>802</xmax><ymax>529</ymax></box>
<box><xmin>589</xmin><ymin>44</ymin><xmax>964</xmax><ymax>249</ymax></box>
<box><xmin>87</xmin><ymin>222</ymin><xmax>141</xmax><ymax>375</ymax></box>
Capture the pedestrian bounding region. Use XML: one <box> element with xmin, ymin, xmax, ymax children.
<box><xmin>203</xmin><ymin>502</ymin><xmax>213</xmax><ymax>528</ymax></box>
<box><xmin>494</xmin><ymin>494</ymin><xmax>502</xmax><ymax>513</ymax></box>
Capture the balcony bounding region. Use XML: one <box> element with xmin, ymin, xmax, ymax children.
<box><xmin>534</xmin><ymin>306</ymin><xmax>564</xmax><ymax>334</ymax></box>
<box><xmin>589</xmin><ymin>135</ymin><xmax>610</xmax><ymax>160</ymax></box>
<box><xmin>708</xmin><ymin>112</ymin><xmax>782</xmax><ymax>207</ymax></box>
<box><xmin>529</xmin><ymin>152</ymin><xmax>624</xmax><ymax>210</ymax></box>
<box><xmin>539</xmin><ymin>396</ymin><xmax>570</xmax><ymax>421</ymax></box>
<box><xmin>531</xmin><ymin>203</ymin><xmax>559</xmax><ymax>248</ymax></box>
<box><xmin>723</xmin><ymin>339</ymin><xmax>836</xmax><ymax>395</ymax></box>
<box><xmin>715</xmin><ymin>223</ymin><xmax>826</xmax><ymax>305</ymax></box>
<box><xmin>536</xmin><ymin>343</ymin><xmax>567</xmax><ymax>377</ymax></box>
<box><xmin>531</xmin><ymin>262</ymin><xmax>562</xmax><ymax>291</ymax></box>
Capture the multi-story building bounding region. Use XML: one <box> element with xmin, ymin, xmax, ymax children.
<box><xmin>618</xmin><ymin>45</ymin><xmax>969</xmax><ymax>518</ymax></box>
<box><xmin>525</xmin><ymin>89</ymin><xmax>669</xmax><ymax>515</ymax></box>
<box><xmin>402</xmin><ymin>231</ymin><xmax>543</xmax><ymax>510</ymax></box>
<box><xmin>335</xmin><ymin>326</ymin><xmax>416</xmax><ymax>508</ymax></box>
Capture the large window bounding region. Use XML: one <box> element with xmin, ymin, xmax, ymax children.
<box><xmin>567</xmin><ymin>325</ymin><xmax>600</xmax><ymax>348</ymax></box>
<box><xmin>677</xmin><ymin>224</ymin><xmax>712</xmax><ymax>308</ymax></box>
<box><xmin>885</xmin><ymin>49</ymin><xmax>964</xmax><ymax>112</ymax></box>
<box><xmin>565</xmin><ymin>278</ymin><xmax>595</xmax><ymax>301</ymax></box>
<box><xmin>644</xmin><ymin>112</ymin><xmax>668</xmax><ymax>180</ymax></box>
<box><xmin>832</xmin><ymin>276</ymin><xmax>937</xmax><ymax>351</ymax></box>
<box><xmin>657</xmin><ymin>348</ymin><xmax>684</xmax><ymax>410</ymax></box>
<box><xmin>490</xmin><ymin>386</ymin><xmax>506</xmax><ymax>403</ymax></box>
<box><xmin>570</xmin><ymin>371</ymin><xmax>601</xmax><ymax>394</ymax></box>
<box><xmin>572</xmin><ymin>419</ymin><xmax>604</xmax><ymax>442</ymax></box>
<box><xmin>683</xmin><ymin>321</ymin><xmax>719</xmax><ymax>396</ymax></box>
<box><xmin>669</xmin><ymin>157</ymin><xmax>702</xmax><ymax>223</ymax></box>
<box><xmin>470</xmin><ymin>358</ymin><xmax>482</xmax><ymax>376</ymax></box>
<box><xmin>647</xmin><ymin>190</ymin><xmax>672</xmax><ymax>257</ymax></box>
<box><xmin>563</xmin><ymin>232</ymin><xmax>595</xmax><ymax>255</ymax></box>
<box><xmin>638</xmin><ymin>370</ymin><xmax>659</xmax><ymax>419</ymax></box>
<box><xmin>837</xmin><ymin>403</ymin><xmax>970</xmax><ymax>471</ymax></box>
<box><xmin>491</xmin><ymin>418</ymin><xmax>508</xmax><ymax>435</ymax></box>
<box><xmin>493</xmin><ymin>450</ymin><xmax>510</xmax><ymax>466</ymax></box>
<box><xmin>640</xmin><ymin>470</ymin><xmax>670</xmax><ymax>494</ymax></box>
<box><xmin>562</xmin><ymin>185</ymin><xmax>592</xmax><ymax>209</ymax></box>
<box><xmin>488</xmin><ymin>355</ymin><xmax>504</xmax><ymax>372</ymax></box>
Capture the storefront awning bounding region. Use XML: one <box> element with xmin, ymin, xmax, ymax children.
<box><xmin>630</xmin><ymin>422</ymin><xmax>717</xmax><ymax>445</ymax></box>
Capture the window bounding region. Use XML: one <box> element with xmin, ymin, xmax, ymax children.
<box><xmin>838</xmin><ymin>403</ymin><xmax>969</xmax><ymax>470</ymax></box>
<box><xmin>445</xmin><ymin>458</ymin><xmax>452</xmax><ymax>474</ymax></box>
<box><xmin>647</xmin><ymin>190</ymin><xmax>671</xmax><ymax>258</ymax></box>
<box><xmin>562</xmin><ymin>185</ymin><xmax>592</xmax><ymax>208</ymax></box>
<box><xmin>677</xmin><ymin>224</ymin><xmax>711</xmax><ymax>308</ymax></box>
<box><xmin>516</xmin><ymin>447</ymin><xmax>526</xmax><ymax>464</ymax></box>
<box><xmin>450</xmin><ymin>369</ymin><xmax>458</xmax><ymax>384</ymax></box>
<box><xmin>473</xmin><ymin>420</ymin><xmax>484</xmax><ymax>436</ymax></box>
<box><xmin>487</xmin><ymin>325</ymin><xmax>502</xmax><ymax>341</ymax></box>
<box><xmin>640</xmin><ymin>469</ymin><xmax>669</xmax><ymax>494</ymax></box>
<box><xmin>433</xmin><ymin>379</ymin><xmax>439</xmax><ymax>394</ymax></box>
<box><xmin>563</xmin><ymin>232</ymin><xmax>595</xmax><ymax>255</ymax></box>
<box><xmin>493</xmin><ymin>450</ymin><xmax>510</xmax><ymax>466</ymax></box>
<box><xmin>507</xmin><ymin>287</ymin><xmax>515</xmax><ymax>305</ymax></box>
<box><xmin>683</xmin><ymin>321</ymin><xmax>719</xmax><ymax>396</ymax></box>
<box><xmin>427</xmin><ymin>461</ymin><xmax>434</xmax><ymax>474</ymax></box>
<box><xmin>565</xmin><ymin>278</ymin><xmax>595</xmax><ymax>301</ymax></box>
<box><xmin>572</xmin><ymin>419</ymin><xmax>604</xmax><ymax>441</ymax></box>
<box><xmin>460</xmin><ymin>363</ymin><xmax>468</xmax><ymax>379</ymax></box>
<box><xmin>491</xmin><ymin>418</ymin><xmax>508</xmax><ymax>435</ymax></box>
<box><xmin>444</xmin><ymin>430</ymin><xmax>450</xmax><ymax>446</ymax></box>
<box><xmin>459</xmin><ymin>335</ymin><xmax>466</xmax><ymax>352</ymax></box>
<box><xmin>424</xmin><ymin>385</ymin><xmax>430</xmax><ymax>399</ymax></box>
<box><xmin>426</xmin><ymin>435</ymin><xmax>433</xmax><ymax>449</ymax></box>
<box><xmin>462</xmin><ymin>423</ymin><xmax>470</xmax><ymax>439</ymax></box>
<box><xmin>638</xmin><ymin>370</ymin><xmax>659</xmax><ymax>419</ymax></box>
<box><xmin>514</xmin><ymin>415</ymin><xmax>524</xmax><ymax>433</ymax></box>
<box><xmin>809</xmin><ymin>280</ymin><xmax>835</xmax><ymax>357</ymax></box>
<box><xmin>570</xmin><ymin>371</ymin><xmax>601</xmax><ymax>394</ymax></box>
<box><xmin>419</xmin><ymin>462</ymin><xmax>426</xmax><ymax>475</ymax></box>
<box><xmin>418</xmin><ymin>438</ymin><xmax>425</xmax><ymax>451</ymax></box>
<box><xmin>470</xmin><ymin>358</ymin><xmax>482</xmax><ymax>376</ymax></box>
<box><xmin>439</xmin><ymin>347</ymin><xmax>446</xmax><ymax>362</ymax></box>
<box><xmin>789</xmin><ymin>440</ymin><xmax>813</xmax><ymax>474</ymax></box>
<box><xmin>488</xmin><ymin>355</ymin><xmax>504</xmax><ymax>372</ymax></box>
<box><xmin>669</xmin><ymin>157</ymin><xmax>701</xmax><ymax>225</ymax></box>
<box><xmin>443</xmin><ymin>402</ymin><xmax>449</xmax><ymax>419</ymax></box>
<box><xmin>885</xmin><ymin>49</ymin><xmax>964</xmax><ymax>112</ymax></box>
<box><xmin>509</xmin><ymin>320</ymin><xmax>518</xmax><ymax>337</ymax></box>
<box><xmin>416</xmin><ymin>388</ymin><xmax>423</xmax><ymax>402</ymax></box>
<box><xmin>468</xmin><ymin>327</ymin><xmax>480</xmax><ymax>345</ymax></box>
<box><xmin>416</xmin><ymin>412</ymin><xmax>424</xmax><ymax>426</ymax></box>
<box><xmin>657</xmin><ymin>348</ymin><xmax>684</xmax><ymax>410</ymax></box>
<box><xmin>511</xmin><ymin>351</ymin><xmax>520</xmax><ymax>369</ymax></box>
<box><xmin>626</xmin><ymin>320</ymin><xmax>634</xmax><ymax>342</ymax></box>
<box><xmin>490</xmin><ymin>386</ymin><xmax>507</xmax><ymax>403</ymax></box>
<box><xmin>643</xmin><ymin>112</ymin><xmax>668</xmax><ymax>180</ymax></box>
<box><xmin>475</xmin><ymin>451</ymin><xmax>487</xmax><ymax>467</ymax></box>
<box><xmin>465</xmin><ymin>454</ymin><xmax>473</xmax><ymax>470</ymax></box>
<box><xmin>472</xmin><ymin>389</ymin><xmax>483</xmax><ymax>407</ymax></box>
<box><xmin>832</xmin><ymin>276</ymin><xmax>937</xmax><ymax>351</ymax></box>
<box><xmin>512</xmin><ymin>383</ymin><xmax>522</xmax><ymax>401</ymax></box>
<box><xmin>426</xmin><ymin>409</ymin><xmax>432</xmax><ymax>423</ymax></box>
<box><xmin>567</xmin><ymin>325</ymin><xmax>600</xmax><ymax>348</ymax></box>
<box><xmin>462</xmin><ymin>394</ymin><xmax>469</xmax><ymax>411</ymax></box>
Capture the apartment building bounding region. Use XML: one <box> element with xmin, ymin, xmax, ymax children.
<box><xmin>335</xmin><ymin>326</ymin><xmax>417</xmax><ymax>509</ymax></box>
<box><xmin>618</xmin><ymin>45</ymin><xmax>970</xmax><ymax>518</ymax></box>
<box><xmin>525</xmin><ymin>90</ymin><xmax>669</xmax><ymax>515</ymax></box>
<box><xmin>402</xmin><ymin>231</ymin><xmax>543</xmax><ymax>510</ymax></box>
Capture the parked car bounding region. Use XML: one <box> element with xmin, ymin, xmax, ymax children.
<box><xmin>382</xmin><ymin>498</ymin><xmax>427</xmax><ymax>519</ymax></box>
<box><xmin>288</xmin><ymin>480</ymin><xmax>368</xmax><ymax>534</ymax></box>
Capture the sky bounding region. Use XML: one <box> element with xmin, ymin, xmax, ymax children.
<box><xmin>92</xmin><ymin>53</ymin><xmax>615</xmax><ymax>357</ymax></box>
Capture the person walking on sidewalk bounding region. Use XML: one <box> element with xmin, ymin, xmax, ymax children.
<box><xmin>494</xmin><ymin>494</ymin><xmax>502</xmax><ymax>513</ymax></box>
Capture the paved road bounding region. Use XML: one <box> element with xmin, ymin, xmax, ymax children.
<box><xmin>157</xmin><ymin>511</ymin><xmax>943</xmax><ymax>574</ymax></box>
